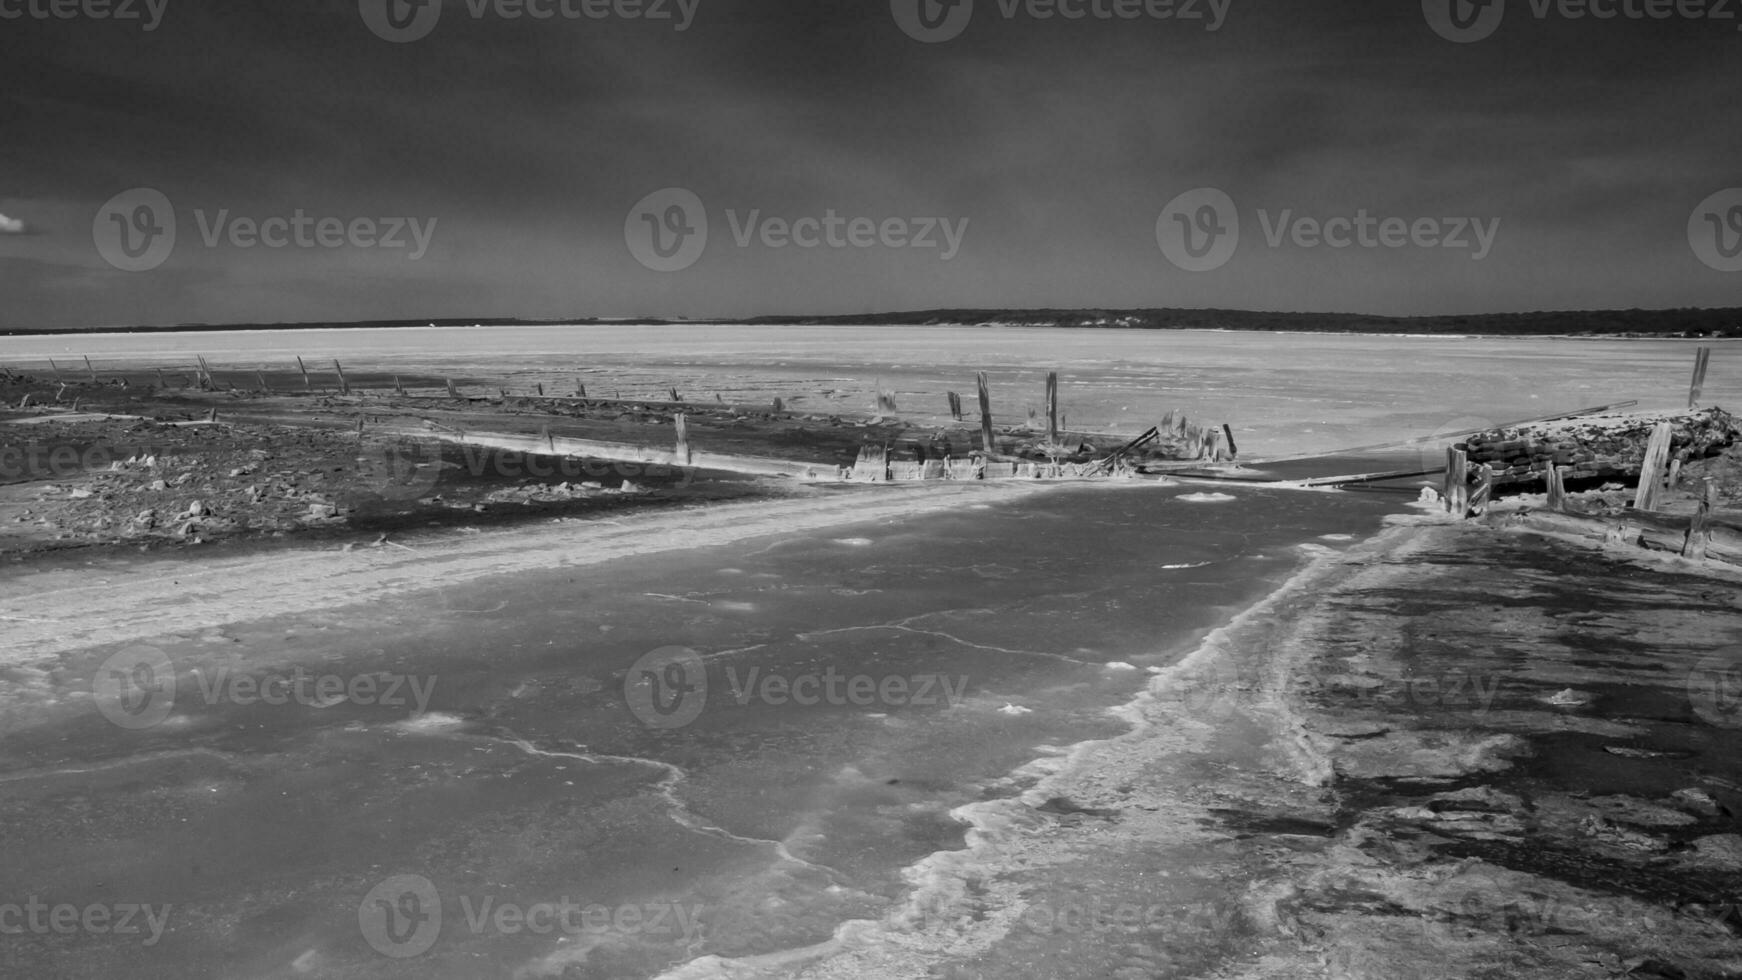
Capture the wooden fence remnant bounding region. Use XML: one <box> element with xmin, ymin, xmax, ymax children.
<box><xmin>947</xmin><ymin>391</ymin><xmax>963</xmax><ymax>421</ymax></box>
<box><xmin>1545</xmin><ymin>463</ymin><xmax>1567</xmax><ymax>512</ymax></box>
<box><xmin>1689</xmin><ymin>346</ymin><xmax>1712</xmax><ymax>409</ymax></box>
<box><xmin>1633</xmin><ymin>421</ymin><xmax>1674</xmax><ymax>512</ymax></box>
<box><xmin>1045</xmin><ymin>371</ymin><xmax>1059</xmax><ymax>444</ymax></box>
<box><xmin>976</xmin><ymin>372</ymin><xmax>994</xmax><ymax>454</ymax></box>
<box><xmin>1684</xmin><ymin>479</ymin><xmax>1717</xmax><ymax>560</ymax></box>
<box><xmin>674</xmin><ymin>413</ymin><xmax>692</xmax><ymax>464</ymax></box>
<box><xmin>1444</xmin><ymin>447</ymin><xmax>1468</xmax><ymax>515</ymax></box>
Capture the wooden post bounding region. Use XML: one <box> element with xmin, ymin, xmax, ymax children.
<box><xmin>1044</xmin><ymin>371</ymin><xmax>1059</xmax><ymax>444</ymax></box>
<box><xmin>197</xmin><ymin>355</ymin><xmax>214</xmax><ymax>388</ymax></box>
<box><xmin>333</xmin><ymin>360</ymin><xmax>351</xmax><ymax>396</ymax></box>
<box><xmin>257</xmin><ymin>371</ymin><xmax>269</xmax><ymax>393</ymax></box>
<box><xmin>1634</xmin><ymin>421</ymin><xmax>1674</xmax><ymax>512</ymax></box>
<box><xmin>83</xmin><ymin>356</ymin><xmax>98</xmax><ymax>384</ymax></box>
<box><xmin>1689</xmin><ymin>346</ymin><xmax>1712</xmax><ymax>410</ymax></box>
<box><xmin>1468</xmin><ymin>464</ymin><xmax>1494</xmax><ymax>517</ymax></box>
<box><xmin>1668</xmin><ymin>458</ymin><xmax>1683</xmax><ymax>489</ymax></box>
<box><xmin>296</xmin><ymin>356</ymin><xmax>312</xmax><ymax>391</ymax></box>
<box><xmin>1204</xmin><ymin>429</ymin><xmax>1222</xmax><ymax>461</ymax></box>
<box><xmin>447</xmin><ymin>378</ymin><xmax>459</xmax><ymax>399</ymax></box>
<box><xmin>537</xmin><ymin>382</ymin><xmax>544</xmax><ymax>397</ymax></box>
<box><xmin>541</xmin><ymin>423</ymin><xmax>554</xmax><ymax>452</ymax></box>
<box><xmin>1545</xmin><ymin>463</ymin><xmax>1567</xmax><ymax>512</ymax></box>
<box><xmin>674</xmin><ymin>413</ymin><xmax>691</xmax><ymax>464</ymax></box>
<box><xmin>976</xmin><ymin>372</ymin><xmax>994</xmax><ymax>454</ymax></box>
<box><xmin>395</xmin><ymin>376</ymin><xmax>406</xmax><ymax>396</ymax></box>
<box><xmin>1684</xmin><ymin>479</ymin><xmax>1717</xmax><ymax>560</ymax></box>
<box><xmin>947</xmin><ymin>391</ymin><xmax>963</xmax><ymax>421</ymax></box>
<box><xmin>772</xmin><ymin>396</ymin><xmax>784</xmax><ymax>413</ymax></box>
<box><xmin>155</xmin><ymin>367</ymin><xmax>166</xmax><ymax>390</ymax></box>
<box><xmin>48</xmin><ymin>358</ymin><xmax>64</xmax><ymax>383</ymax></box>
<box><xmin>1222</xmin><ymin>424</ymin><xmax>1238</xmax><ymax>460</ymax></box>
<box><xmin>669</xmin><ymin>386</ymin><xmax>681</xmax><ymax>403</ymax></box>
<box><xmin>1444</xmin><ymin>447</ymin><xmax>1468</xmax><ymax>515</ymax></box>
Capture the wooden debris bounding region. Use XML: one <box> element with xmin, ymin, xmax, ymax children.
<box><xmin>1634</xmin><ymin>421</ymin><xmax>1674</xmax><ymax>512</ymax></box>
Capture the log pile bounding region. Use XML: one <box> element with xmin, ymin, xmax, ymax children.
<box><xmin>1456</xmin><ymin>408</ymin><xmax>1739</xmax><ymax>489</ymax></box>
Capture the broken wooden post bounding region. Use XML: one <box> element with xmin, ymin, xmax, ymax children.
<box><xmin>208</xmin><ymin>407</ymin><xmax>218</xmax><ymax>423</ymax></box>
<box><xmin>1204</xmin><ymin>429</ymin><xmax>1222</xmax><ymax>462</ymax></box>
<box><xmin>1689</xmin><ymin>346</ymin><xmax>1712</xmax><ymax>410</ymax></box>
<box><xmin>1444</xmin><ymin>447</ymin><xmax>1468</xmax><ymax>515</ymax></box>
<box><xmin>1222</xmin><ymin>424</ymin><xmax>1239</xmax><ymax>460</ymax></box>
<box><xmin>196</xmin><ymin>356</ymin><xmax>214</xmax><ymax>388</ymax></box>
<box><xmin>537</xmin><ymin>382</ymin><xmax>544</xmax><ymax>397</ymax></box>
<box><xmin>772</xmin><ymin>396</ymin><xmax>784</xmax><ymax>413</ymax></box>
<box><xmin>669</xmin><ymin>386</ymin><xmax>681</xmax><ymax>403</ymax></box>
<box><xmin>1045</xmin><ymin>371</ymin><xmax>1059</xmax><ymax>444</ymax></box>
<box><xmin>1684</xmin><ymin>479</ymin><xmax>1717</xmax><ymax>560</ymax></box>
<box><xmin>296</xmin><ymin>356</ymin><xmax>312</xmax><ymax>391</ymax></box>
<box><xmin>674</xmin><ymin>413</ymin><xmax>692</xmax><ymax>464</ymax></box>
<box><xmin>542</xmin><ymin>424</ymin><xmax>555</xmax><ymax>452</ymax></box>
<box><xmin>576</xmin><ymin>380</ymin><xmax>586</xmax><ymax>398</ymax></box>
<box><xmin>1633</xmin><ymin>420</ymin><xmax>1674</xmax><ymax>512</ymax></box>
<box><xmin>47</xmin><ymin>358</ymin><xmax>64</xmax><ymax>383</ymax></box>
<box><xmin>1668</xmin><ymin>458</ymin><xmax>1683</xmax><ymax>489</ymax></box>
<box><xmin>395</xmin><ymin>376</ymin><xmax>406</xmax><ymax>396</ymax></box>
<box><xmin>332</xmin><ymin>360</ymin><xmax>351</xmax><ymax>396</ymax></box>
<box><xmin>947</xmin><ymin>391</ymin><xmax>963</xmax><ymax>421</ymax></box>
<box><xmin>83</xmin><ymin>356</ymin><xmax>99</xmax><ymax>384</ymax></box>
<box><xmin>156</xmin><ymin>367</ymin><xmax>166</xmax><ymax>390</ymax></box>
<box><xmin>976</xmin><ymin>372</ymin><xmax>994</xmax><ymax>454</ymax></box>
<box><xmin>1545</xmin><ymin>463</ymin><xmax>1567</xmax><ymax>512</ymax></box>
<box><xmin>257</xmin><ymin>371</ymin><xmax>269</xmax><ymax>393</ymax></box>
<box><xmin>446</xmin><ymin>378</ymin><xmax>459</xmax><ymax>399</ymax></box>
<box><xmin>1468</xmin><ymin>464</ymin><xmax>1494</xmax><ymax>517</ymax></box>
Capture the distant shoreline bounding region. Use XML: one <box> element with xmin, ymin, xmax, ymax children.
<box><xmin>2</xmin><ymin>307</ymin><xmax>1737</xmax><ymax>339</ymax></box>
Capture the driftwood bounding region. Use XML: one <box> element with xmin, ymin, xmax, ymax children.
<box><xmin>1519</xmin><ymin>507</ymin><xmax>1742</xmax><ymax>566</ymax></box>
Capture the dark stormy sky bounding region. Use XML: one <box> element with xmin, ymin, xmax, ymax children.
<box><xmin>1</xmin><ymin>0</ymin><xmax>1739</xmax><ymax>329</ymax></box>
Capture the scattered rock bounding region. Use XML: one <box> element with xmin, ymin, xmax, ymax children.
<box><xmin>1670</xmin><ymin>788</ymin><xmax>1728</xmax><ymax>818</ymax></box>
<box><xmin>185</xmin><ymin>500</ymin><xmax>210</xmax><ymax>518</ymax></box>
<box><xmin>308</xmin><ymin>504</ymin><xmax>339</xmax><ymax>519</ymax></box>
<box><xmin>68</xmin><ymin>488</ymin><xmax>93</xmax><ymax>499</ymax></box>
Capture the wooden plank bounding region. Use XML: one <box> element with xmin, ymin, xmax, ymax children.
<box><xmin>1444</xmin><ymin>447</ymin><xmax>1467</xmax><ymax>515</ymax></box>
<box><xmin>1294</xmin><ymin>467</ymin><xmax>1443</xmax><ymax>488</ymax></box>
<box><xmin>1685</xmin><ymin>479</ymin><xmax>1717</xmax><ymax>560</ymax></box>
<box><xmin>977</xmin><ymin>372</ymin><xmax>994</xmax><ymax>454</ymax></box>
<box><xmin>1633</xmin><ymin>420</ymin><xmax>1674</xmax><ymax>512</ymax></box>
<box><xmin>1689</xmin><ymin>346</ymin><xmax>1712</xmax><ymax>410</ymax></box>
<box><xmin>1045</xmin><ymin>371</ymin><xmax>1059</xmax><ymax>444</ymax></box>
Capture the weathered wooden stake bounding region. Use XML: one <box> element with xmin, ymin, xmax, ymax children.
<box><xmin>669</xmin><ymin>386</ymin><xmax>681</xmax><ymax>403</ymax></box>
<box><xmin>83</xmin><ymin>356</ymin><xmax>98</xmax><ymax>384</ymax></box>
<box><xmin>1684</xmin><ymin>479</ymin><xmax>1717</xmax><ymax>560</ymax></box>
<box><xmin>1222</xmin><ymin>424</ymin><xmax>1238</xmax><ymax>460</ymax></box>
<box><xmin>1045</xmin><ymin>371</ymin><xmax>1059</xmax><ymax>444</ymax></box>
<box><xmin>447</xmin><ymin>378</ymin><xmax>459</xmax><ymax>399</ymax></box>
<box><xmin>947</xmin><ymin>391</ymin><xmax>963</xmax><ymax>421</ymax></box>
<box><xmin>1545</xmin><ymin>463</ymin><xmax>1567</xmax><ymax>512</ymax></box>
<box><xmin>1633</xmin><ymin>421</ymin><xmax>1674</xmax><ymax>512</ymax></box>
<box><xmin>296</xmin><ymin>356</ymin><xmax>312</xmax><ymax>391</ymax></box>
<box><xmin>1444</xmin><ymin>447</ymin><xmax>1468</xmax><ymax>515</ymax></box>
<box><xmin>156</xmin><ymin>367</ymin><xmax>167</xmax><ymax>390</ymax></box>
<box><xmin>333</xmin><ymin>360</ymin><xmax>351</xmax><ymax>396</ymax></box>
<box><xmin>257</xmin><ymin>371</ymin><xmax>269</xmax><ymax>393</ymax></box>
<box><xmin>976</xmin><ymin>372</ymin><xmax>994</xmax><ymax>454</ymax></box>
<box><xmin>576</xmin><ymin>381</ymin><xmax>587</xmax><ymax>399</ymax></box>
<box><xmin>1689</xmin><ymin>346</ymin><xmax>1712</xmax><ymax>410</ymax></box>
<box><xmin>47</xmin><ymin>358</ymin><xmax>64</xmax><ymax>383</ymax></box>
<box><xmin>537</xmin><ymin>382</ymin><xmax>545</xmax><ymax>397</ymax></box>
<box><xmin>674</xmin><ymin>413</ymin><xmax>692</xmax><ymax>463</ymax></box>
<box><xmin>395</xmin><ymin>376</ymin><xmax>406</xmax><ymax>396</ymax></box>
<box><xmin>1468</xmin><ymin>464</ymin><xmax>1494</xmax><ymax>517</ymax></box>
